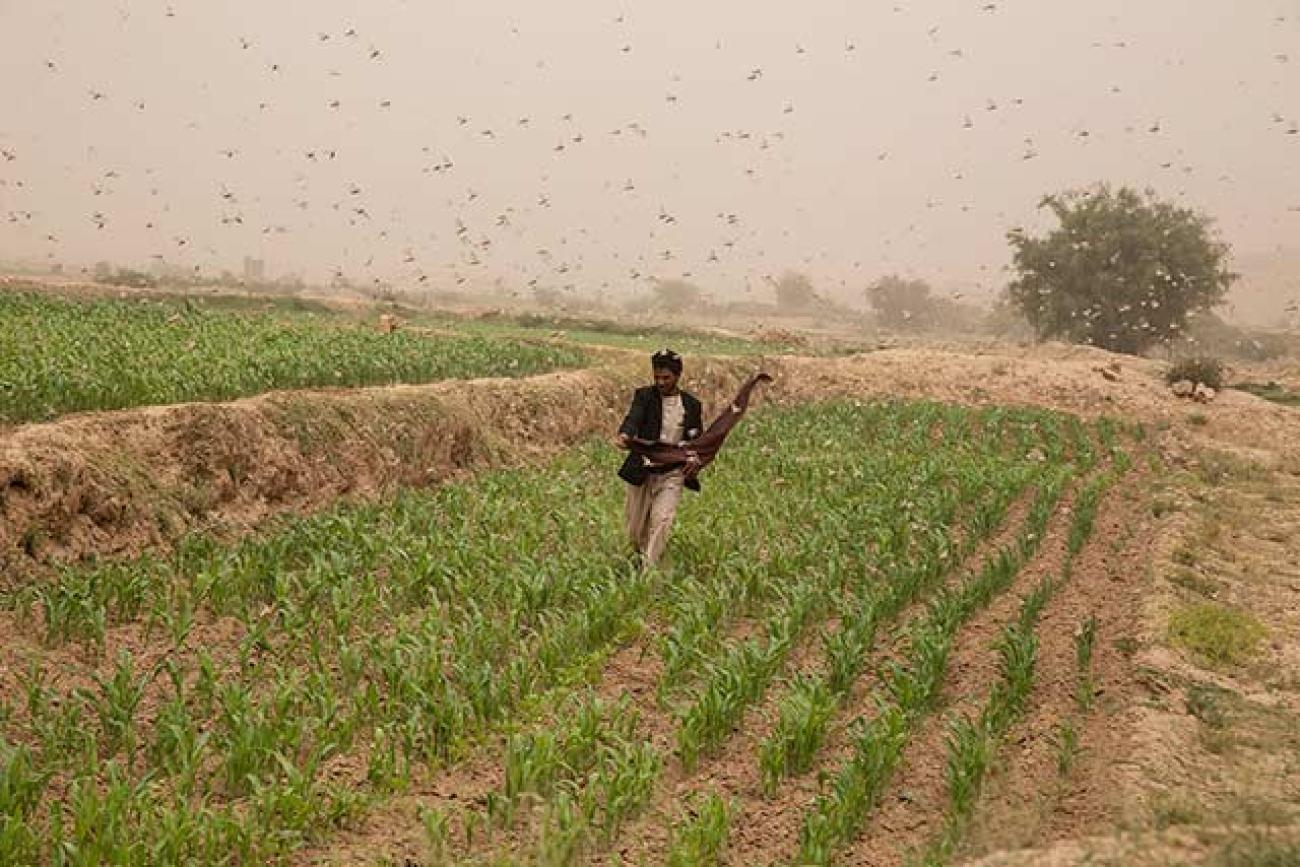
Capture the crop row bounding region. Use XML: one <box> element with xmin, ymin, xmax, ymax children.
<box><xmin>0</xmin><ymin>291</ymin><xmax>588</xmax><ymax>423</ymax></box>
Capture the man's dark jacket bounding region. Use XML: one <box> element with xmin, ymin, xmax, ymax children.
<box><xmin>617</xmin><ymin>386</ymin><xmax>704</xmax><ymax>491</ymax></box>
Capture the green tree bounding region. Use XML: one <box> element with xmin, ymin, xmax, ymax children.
<box><xmin>772</xmin><ymin>271</ymin><xmax>819</xmax><ymax>312</ymax></box>
<box><xmin>867</xmin><ymin>275</ymin><xmax>935</xmax><ymax>329</ymax></box>
<box><xmin>651</xmin><ymin>278</ymin><xmax>705</xmax><ymax>312</ymax></box>
<box><xmin>1006</xmin><ymin>185</ymin><xmax>1235</xmax><ymax>354</ymax></box>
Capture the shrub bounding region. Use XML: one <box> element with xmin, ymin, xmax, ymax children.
<box><xmin>1166</xmin><ymin>356</ymin><xmax>1225</xmax><ymax>390</ymax></box>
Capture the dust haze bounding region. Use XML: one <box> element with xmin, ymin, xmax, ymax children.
<box><xmin>1</xmin><ymin>0</ymin><xmax>1297</xmax><ymax>324</ymax></box>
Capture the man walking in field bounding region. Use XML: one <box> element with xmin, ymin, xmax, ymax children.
<box><xmin>615</xmin><ymin>349</ymin><xmax>703</xmax><ymax>570</ymax></box>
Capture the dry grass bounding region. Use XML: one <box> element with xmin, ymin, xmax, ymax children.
<box><xmin>1168</xmin><ymin>602</ymin><xmax>1267</xmax><ymax>668</ymax></box>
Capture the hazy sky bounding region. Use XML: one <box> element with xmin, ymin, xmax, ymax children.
<box><xmin>1</xmin><ymin>1</ymin><xmax>1297</xmax><ymax>316</ymax></box>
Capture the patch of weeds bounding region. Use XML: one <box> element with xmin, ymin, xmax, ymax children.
<box><xmin>1113</xmin><ymin>636</ymin><xmax>1140</xmax><ymax>659</ymax></box>
<box><xmin>1169</xmin><ymin>603</ymin><xmax>1267</xmax><ymax>668</ymax></box>
<box><xmin>1211</xmin><ymin>829</ymin><xmax>1300</xmax><ymax>866</ymax></box>
<box><xmin>1228</xmin><ymin>795</ymin><xmax>1295</xmax><ymax>828</ymax></box>
<box><xmin>1150</xmin><ymin>792</ymin><xmax>1204</xmax><ymax>829</ymax></box>
<box><xmin>20</xmin><ymin>527</ymin><xmax>43</xmax><ymax>557</ymax></box>
<box><xmin>1196</xmin><ymin>452</ymin><xmax>1270</xmax><ymax>486</ymax></box>
<box><xmin>1151</xmin><ymin>496</ymin><xmax>1181</xmax><ymax>518</ymax></box>
<box><xmin>1199</xmin><ymin>727</ymin><xmax>1234</xmax><ymax>755</ymax></box>
<box><xmin>1168</xmin><ymin>569</ymin><xmax>1221</xmax><ymax>598</ymax></box>
<box><xmin>1198</xmin><ymin>511</ymin><xmax>1224</xmax><ymax>545</ymax></box>
<box><xmin>1184</xmin><ymin>681</ymin><xmax>1233</xmax><ymax>730</ymax></box>
<box><xmin>177</xmin><ymin>481</ymin><xmax>218</xmax><ymax>515</ymax></box>
<box><xmin>271</xmin><ymin>397</ymin><xmax>353</xmax><ymax>455</ymax></box>
<box><xmin>1171</xmin><ymin>546</ymin><xmax>1200</xmax><ymax>567</ymax></box>
<box><xmin>1188</xmin><ymin>413</ymin><xmax>1209</xmax><ymax>427</ymax></box>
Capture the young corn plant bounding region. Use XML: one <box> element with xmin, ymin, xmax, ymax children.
<box><xmin>592</xmin><ymin>738</ymin><xmax>662</xmax><ymax>837</ymax></box>
<box><xmin>0</xmin><ymin>739</ymin><xmax>47</xmax><ymax>865</ymax></box>
<box><xmin>1074</xmin><ymin>615</ymin><xmax>1098</xmax><ymax>712</ymax></box>
<box><xmin>944</xmin><ymin>713</ymin><xmax>994</xmax><ymax>825</ymax></box>
<box><xmin>666</xmin><ymin>791</ymin><xmax>733</xmax><ymax>867</ymax></box>
<box><xmin>1053</xmin><ymin>719</ymin><xmax>1082</xmax><ymax>775</ymax></box>
<box><xmin>80</xmin><ymin>650</ymin><xmax>153</xmax><ymax>769</ymax></box>
<box><xmin>923</xmin><ymin>536</ymin><xmax>1064</xmax><ymax>866</ymax></box>
<box><xmin>676</xmin><ymin>578</ymin><xmax>824</xmax><ymax>771</ymax></box>
<box><xmin>759</xmin><ymin>675</ymin><xmax>838</xmax><ymax>794</ymax></box>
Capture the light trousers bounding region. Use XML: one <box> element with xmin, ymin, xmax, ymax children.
<box><xmin>623</xmin><ymin>470</ymin><xmax>685</xmax><ymax>568</ymax></box>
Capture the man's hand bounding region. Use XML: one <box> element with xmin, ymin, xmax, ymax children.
<box><xmin>615</xmin><ymin>433</ymin><xmax>631</xmax><ymax>450</ymax></box>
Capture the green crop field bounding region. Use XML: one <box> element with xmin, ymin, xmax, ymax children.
<box><xmin>438</xmin><ymin>311</ymin><xmax>826</xmax><ymax>358</ymax></box>
<box><xmin>0</xmin><ymin>399</ymin><xmax>1134</xmax><ymax>865</ymax></box>
<box><xmin>0</xmin><ymin>291</ymin><xmax>589</xmax><ymax>424</ymax></box>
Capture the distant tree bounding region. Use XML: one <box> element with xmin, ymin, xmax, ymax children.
<box><xmin>532</xmin><ymin>285</ymin><xmax>566</xmax><ymax>308</ymax></box>
<box><xmin>651</xmin><ymin>278</ymin><xmax>704</xmax><ymax>312</ymax></box>
<box><xmin>867</xmin><ymin>275</ymin><xmax>936</xmax><ymax>328</ymax></box>
<box><xmin>772</xmin><ymin>270</ymin><xmax>819</xmax><ymax>312</ymax></box>
<box><xmin>1006</xmin><ymin>184</ymin><xmax>1236</xmax><ymax>354</ymax></box>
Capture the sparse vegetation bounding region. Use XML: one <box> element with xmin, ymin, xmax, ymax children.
<box><xmin>1168</xmin><ymin>568</ymin><xmax>1221</xmax><ymax>598</ymax></box>
<box><xmin>1212</xmin><ymin>832</ymin><xmax>1300</xmax><ymax>867</ymax></box>
<box><xmin>1052</xmin><ymin>720</ymin><xmax>1081</xmax><ymax>775</ymax></box>
<box><xmin>1150</xmin><ymin>792</ymin><xmax>1205</xmax><ymax>829</ymax></box>
<box><xmin>1186</xmin><ymin>683</ymin><xmax>1232</xmax><ymax>729</ymax></box>
<box><xmin>1233</xmin><ymin>381</ymin><xmax>1300</xmax><ymax>407</ymax></box>
<box><xmin>1169</xmin><ymin>602</ymin><xmax>1267</xmax><ymax>667</ymax></box>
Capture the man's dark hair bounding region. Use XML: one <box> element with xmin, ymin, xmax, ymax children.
<box><xmin>651</xmin><ymin>349</ymin><xmax>683</xmax><ymax>374</ymax></box>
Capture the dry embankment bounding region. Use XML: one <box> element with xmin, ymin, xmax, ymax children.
<box><xmin>0</xmin><ymin>357</ymin><xmax>759</xmax><ymax>576</ymax></box>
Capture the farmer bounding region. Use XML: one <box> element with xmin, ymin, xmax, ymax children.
<box><xmin>615</xmin><ymin>349</ymin><xmax>703</xmax><ymax>569</ymax></box>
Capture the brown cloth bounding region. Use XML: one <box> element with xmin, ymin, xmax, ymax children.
<box><xmin>628</xmin><ymin>372</ymin><xmax>772</xmax><ymax>480</ymax></box>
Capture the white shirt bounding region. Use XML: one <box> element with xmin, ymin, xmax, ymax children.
<box><xmin>659</xmin><ymin>393</ymin><xmax>685</xmax><ymax>444</ymax></box>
